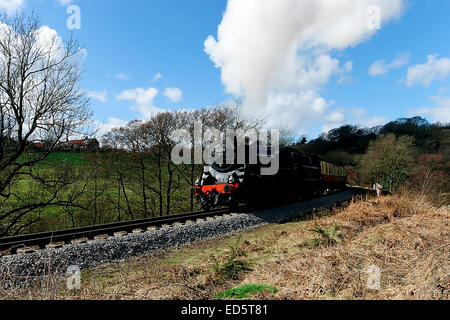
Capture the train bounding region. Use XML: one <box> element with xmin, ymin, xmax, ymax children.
<box><xmin>192</xmin><ymin>144</ymin><xmax>348</xmax><ymax>211</ymax></box>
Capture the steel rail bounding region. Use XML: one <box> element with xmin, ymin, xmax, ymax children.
<box><xmin>0</xmin><ymin>207</ymin><xmax>235</xmax><ymax>254</ymax></box>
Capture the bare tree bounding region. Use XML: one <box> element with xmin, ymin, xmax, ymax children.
<box><xmin>142</xmin><ymin>111</ymin><xmax>183</xmax><ymax>216</ymax></box>
<box><xmin>206</xmin><ymin>102</ymin><xmax>264</xmax><ymax>132</ymax></box>
<box><xmin>122</xmin><ymin>120</ymin><xmax>152</xmax><ymax>217</ymax></box>
<box><xmin>106</xmin><ymin>120</ymin><xmax>154</xmax><ymax>218</ymax></box>
<box><xmin>279</xmin><ymin>127</ymin><xmax>297</xmax><ymax>147</ymax></box>
<box><xmin>101</xmin><ymin>129</ymin><xmax>135</xmax><ymax>221</ymax></box>
<box><xmin>0</xmin><ymin>13</ymin><xmax>91</xmax><ymax>235</ymax></box>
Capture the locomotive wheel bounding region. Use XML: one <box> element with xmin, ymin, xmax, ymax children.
<box><xmin>201</xmin><ymin>200</ymin><xmax>211</xmax><ymax>212</ymax></box>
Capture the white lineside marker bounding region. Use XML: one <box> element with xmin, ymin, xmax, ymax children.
<box><xmin>67</xmin><ymin>265</ymin><xmax>81</xmax><ymax>290</ymax></box>
<box><xmin>366</xmin><ymin>265</ymin><xmax>381</xmax><ymax>290</ymax></box>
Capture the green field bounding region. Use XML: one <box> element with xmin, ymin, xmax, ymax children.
<box><xmin>1</xmin><ymin>152</ymin><xmax>201</xmax><ymax>236</ymax></box>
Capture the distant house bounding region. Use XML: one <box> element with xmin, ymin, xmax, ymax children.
<box><xmin>28</xmin><ymin>142</ymin><xmax>44</xmax><ymax>151</ymax></box>
<box><xmin>57</xmin><ymin>137</ymin><xmax>100</xmax><ymax>152</ymax></box>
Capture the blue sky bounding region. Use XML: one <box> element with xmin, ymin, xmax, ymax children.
<box><xmin>3</xmin><ymin>0</ymin><xmax>450</xmax><ymax>138</ymax></box>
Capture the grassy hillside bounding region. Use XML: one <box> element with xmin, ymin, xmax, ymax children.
<box><xmin>2</xmin><ymin>152</ymin><xmax>199</xmax><ymax>236</ymax></box>
<box><xmin>38</xmin><ymin>152</ymin><xmax>85</xmax><ymax>168</ymax></box>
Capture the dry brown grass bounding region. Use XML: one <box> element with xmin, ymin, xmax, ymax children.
<box><xmin>1</xmin><ymin>194</ymin><xmax>448</xmax><ymax>300</ymax></box>
<box><xmin>244</xmin><ymin>195</ymin><xmax>449</xmax><ymax>300</ymax></box>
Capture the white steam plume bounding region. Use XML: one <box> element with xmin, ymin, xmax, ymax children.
<box><xmin>205</xmin><ymin>0</ymin><xmax>405</xmax><ymax>133</ymax></box>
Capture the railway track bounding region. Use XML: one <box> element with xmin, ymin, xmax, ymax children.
<box><xmin>0</xmin><ymin>187</ymin><xmax>373</xmax><ymax>257</ymax></box>
<box><xmin>0</xmin><ymin>207</ymin><xmax>239</xmax><ymax>255</ymax></box>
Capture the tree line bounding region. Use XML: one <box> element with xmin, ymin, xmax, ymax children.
<box><xmin>295</xmin><ymin>117</ymin><xmax>449</xmax><ymax>203</ymax></box>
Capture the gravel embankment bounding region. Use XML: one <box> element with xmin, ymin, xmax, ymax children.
<box><xmin>0</xmin><ymin>190</ymin><xmax>355</xmax><ymax>288</ymax></box>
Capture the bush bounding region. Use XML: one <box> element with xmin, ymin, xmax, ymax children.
<box><xmin>301</xmin><ymin>223</ymin><xmax>343</xmax><ymax>248</ymax></box>
<box><xmin>359</xmin><ymin>134</ymin><xmax>415</xmax><ymax>192</ymax></box>
<box><xmin>211</xmin><ymin>236</ymin><xmax>253</xmax><ymax>280</ymax></box>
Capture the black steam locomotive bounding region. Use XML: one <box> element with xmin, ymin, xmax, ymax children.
<box><xmin>193</xmin><ymin>145</ymin><xmax>347</xmax><ymax>211</ymax></box>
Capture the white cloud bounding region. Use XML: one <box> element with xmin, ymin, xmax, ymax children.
<box><xmin>322</xmin><ymin>110</ymin><xmax>345</xmax><ymax>132</ymax></box>
<box><xmin>322</xmin><ymin>108</ymin><xmax>386</xmax><ymax>133</ymax></box>
<box><xmin>369</xmin><ymin>53</ymin><xmax>410</xmax><ymax>76</ymax></box>
<box><xmin>362</xmin><ymin>116</ymin><xmax>387</xmax><ymax>128</ymax></box>
<box><xmin>0</xmin><ymin>0</ymin><xmax>25</xmax><ymax>14</ymax></box>
<box><xmin>116</xmin><ymin>87</ymin><xmax>162</xmax><ymax>119</ymax></box>
<box><xmin>87</xmin><ymin>90</ymin><xmax>107</xmax><ymax>103</ymax></box>
<box><xmin>337</xmin><ymin>61</ymin><xmax>354</xmax><ymax>84</ymax></box>
<box><xmin>0</xmin><ymin>20</ymin><xmax>87</xmax><ymax>93</ymax></box>
<box><xmin>57</xmin><ymin>0</ymin><xmax>75</xmax><ymax>5</ymax></box>
<box><xmin>34</xmin><ymin>25</ymin><xmax>65</xmax><ymax>58</ymax></box>
<box><xmin>163</xmin><ymin>87</ymin><xmax>182</xmax><ymax>103</ymax></box>
<box><xmin>95</xmin><ymin>117</ymin><xmax>128</xmax><ymax>136</ymax></box>
<box><xmin>350</xmin><ymin>107</ymin><xmax>366</xmax><ymax>117</ymax></box>
<box><xmin>263</xmin><ymin>91</ymin><xmax>330</xmax><ymax>135</ymax></box>
<box><xmin>406</xmin><ymin>55</ymin><xmax>450</xmax><ymax>87</ymax></box>
<box><xmin>116</xmin><ymin>73</ymin><xmax>130</xmax><ymax>81</ymax></box>
<box><xmin>31</xmin><ymin>24</ymin><xmax>87</xmax><ymax>65</ymax></box>
<box><xmin>0</xmin><ymin>0</ymin><xmax>75</xmax><ymax>13</ymax></box>
<box><xmin>337</xmin><ymin>76</ymin><xmax>353</xmax><ymax>85</ymax></box>
<box><xmin>153</xmin><ymin>73</ymin><xmax>163</xmax><ymax>81</ymax></box>
<box><xmin>343</xmin><ymin>61</ymin><xmax>353</xmax><ymax>73</ymax></box>
<box><xmin>79</xmin><ymin>48</ymin><xmax>88</xmax><ymax>57</ymax></box>
<box><xmin>410</xmin><ymin>95</ymin><xmax>450</xmax><ymax>123</ymax></box>
<box><xmin>205</xmin><ymin>0</ymin><xmax>405</xmax><ymax>134</ymax></box>
<box><xmin>325</xmin><ymin>110</ymin><xmax>345</xmax><ymax>123</ymax></box>
<box><xmin>321</xmin><ymin>106</ymin><xmax>386</xmax><ymax>133</ymax></box>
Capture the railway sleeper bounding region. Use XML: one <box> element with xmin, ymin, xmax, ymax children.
<box><xmin>0</xmin><ymin>249</ymin><xmax>11</xmax><ymax>256</ymax></box>
<box><xmin>93</xmin><ymin>234</ymin><xmax>109</xmax><ymax>241</ymax></box>
<box><xmin>114</xmin><ymin>231</ymin><xmax>128</xmax><ymax>237</ymax></box>
<box><xmin>46</xmin><ymin>242</ymin><xmax>65</xmax><ymax>249</ymax></box>
<box><xmin>16</xmin><ymin>246</ymin><xmax>40</xmax><ymax>254</ymax></box>
<box><xmin>71</xmin><ymin>237</ymin><xmax>88</xmax><ymax>245</ymax></box>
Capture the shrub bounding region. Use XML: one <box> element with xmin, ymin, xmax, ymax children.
<box><xmin>301</xmin><ymin>223</ymin><xmax>343</xmax><ymax>248</ymax></box>
<box><xmin>359</xmin><ymin>134</ymin><xmax>415</xmax><ymax>192</ymax></box>
<box><xmin>211</xmin><ymin>236</ymin><xmax>253</xmax><ymax>280</ymax></box>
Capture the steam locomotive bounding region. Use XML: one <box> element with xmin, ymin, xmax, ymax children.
<box><xmin>192</xmin><ymin>144</ymin><xmax>348</xmax><ymax>211</ymax></box>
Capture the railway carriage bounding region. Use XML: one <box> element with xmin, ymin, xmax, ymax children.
<box><xmin>193</xmin><ymin>145</ymin><xmax>348</xmax><ymax>211</ymax></box>
<box><xmin>320</xmin><ymin>160</ymin><xmax>348</xmax><ymax>190</ymax></box>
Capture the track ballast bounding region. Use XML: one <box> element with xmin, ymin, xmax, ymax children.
<box><xmin>0</xmin><ymin>208</ymin><xmax>236</xmax><ymax>255</ymax></box>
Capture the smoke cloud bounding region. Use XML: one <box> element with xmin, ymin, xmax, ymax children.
<box><xmin>205</xmin><ymin>0</ymin><xmax>405</xmax><ymax>134</ymax></box>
